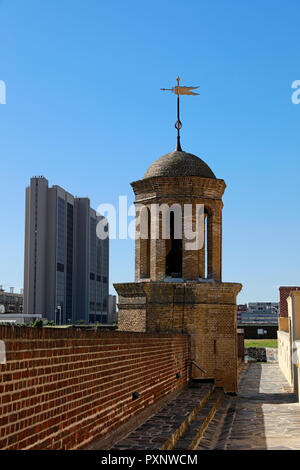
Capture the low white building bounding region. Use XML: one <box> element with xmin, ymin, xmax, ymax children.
<box><xmin>0</xmin><ymin>314</ymin><xmax>42</xmax><ymax>325</ymax></box>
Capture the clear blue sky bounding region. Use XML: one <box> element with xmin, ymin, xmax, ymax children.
<box><xmin>1</xmin><ymin>0</ymin><xmax>300</xmax><ymax>304</ymax></box>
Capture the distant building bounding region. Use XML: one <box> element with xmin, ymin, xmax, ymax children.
<box><xmin>0</xmin><ymin>286</ymin><xmax>23</xmax><ymax>313</ymax></box>
<box><xmin>237</xmin><ymin>304</ymin><xmax>247</xmax><ymax>323</ymax></box>
<box><xmin>248</xmin><ymin>302</ymin><xmax>279</xmax><ymax>313</ymax></box>
<box><xmin>238</xmin><ymin>302</ymin><xmax>279</xmax><ymax>325</ymax></box>
<box><xmin>108</xmin><ymin>294</ymin><xmax>117</xmax><ymax>324</ymax></box>
<box><xmin>23</xmin><ymin>176</ymin><xmax>109</xmax><ymax>324</ymax></box>
<box><xmin>0</xmin><ymin>313</ymin><xmax>42</xmax><ymax>325</ymax></box>
<box><xmin>279</xmin><ymin>286</ymin><xmax>300</xmax><ymax>318</ymax></box>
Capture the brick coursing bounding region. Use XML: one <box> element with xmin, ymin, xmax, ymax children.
<box><xmin>116</xmin><ymin>281</ymin><xmax>241</xmax><ymax>393</ymax></box>
<box><xmin>131</xmin><ymin>176</ymin><xmax>225</xmax><ymax>282</ymax></box>
<box><xmin>0</xmin><ymin>326</ymin><xmax>190</xmax><ymax>450</ymax></box>
<box><xmin>237</xmin><ymin>331</ymin><xmax>244</xmax><ymax>359</ymax></box>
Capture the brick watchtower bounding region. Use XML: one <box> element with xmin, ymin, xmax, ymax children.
<box><xmin>115</xmin><ymin>74</ymin><xmax>242</xmax><ymax>392</ymax></box>
<box><xmin>114</xmin><ymin>147</ymin><xmax>242</xmax><ymax>393</ymax></box>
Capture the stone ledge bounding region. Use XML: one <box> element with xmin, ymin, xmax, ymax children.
<box><xmin>115</xmin><ymin>280</ymin><xmax>242</xmax><ymax>304</ymax></box>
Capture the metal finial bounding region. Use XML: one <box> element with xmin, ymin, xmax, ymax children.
<box><xmin>161</xmin><ymin>76</ymin><xmax>199</xmax><ymax>151</ymax></box>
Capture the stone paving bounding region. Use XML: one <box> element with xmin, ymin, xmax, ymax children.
<box><xmin>196</xmin><ymin>394</ymin><xmax>233</xmax><ymax>450</ymax></box>
<box><xmin>201</xmin><ymin>363</ymin><xmax>300</xmax><ymax>450</ymax></box>
<box><xmin>174</xmin><ymin>388</ymin><xmax>223</xmax><ymax>450</ymax></box>
<box><xmin>111</xmin><ymin>383</ymin><xmax>213</xmax><ymax>450</ymax></box>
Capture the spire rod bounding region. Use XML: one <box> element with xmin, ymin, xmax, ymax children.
<box><xmin>175</xmin><ymin>77</ymin><xmax>182</xmax><ymax>151</ymax></box>
<box><xmin>161</xmin><ymin>76</ymin><xmax>199</xmax><ymax>152</ymax></box>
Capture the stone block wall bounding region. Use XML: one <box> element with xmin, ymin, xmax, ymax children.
<box><xmin>245</xmin><ymin>347</ymin><xmax>278</xmax><ymax>363</ymax></box>
<box><xmin>245</xmin><ymin>347</ymin><xmax>267</xmax><ymax>362</ymax></box>
<box><xmin>278</xmin><ymin>330</ymin><xmax>292</xmax><ymax>385</ymax></box>
<box><xmin>278</xmin><ymin>317</ymin><xmax>289</xmax><ymax>332</ymax></box>
<box><xmin>0</xmin><ymin>326</ymin><xmax>189</xmax><ymax>450</ymax></box>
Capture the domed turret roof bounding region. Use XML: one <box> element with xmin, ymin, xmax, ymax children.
<box><xmin>143</xmin><ymin>150</ymin><xmax>215</xmax><ymax>179</ymax></box>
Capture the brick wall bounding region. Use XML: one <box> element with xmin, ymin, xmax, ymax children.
<box><xmin>0</xmin><ymin>326</ymin><xmax>190</xmax><ymax>450</ymax></box>
<box><xmin>279</xmin><ymin>286</ymin><xmax>300</xmax><ymax>317</ymax></box>
<box><xmin>237</xmin><ymin>329</ymin><xmax>244</xmax><ymax>359</ymax></box>
<box><xmin>116</xmin><ymin>281</ymin><xmax>241</xmax><ymax>393</ymax></box>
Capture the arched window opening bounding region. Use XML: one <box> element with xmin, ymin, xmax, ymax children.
<box><xmin>146</xmin><ymin>207</ymin><xmax>151</xmax><ymax>277</ymax></box>
<box><xmin>206</xmin><ymin>211</ymin><xmax>213</xmax><ymax>279</ymax></box>
<box><xmin>140</xmin><ymin>206</ymin><xmax>150</xmax><ymax>278</ymax></box>
<box><xmin>166</xmin><ymin>211</ymin><xmax>182</xmax><ymax>277</ymax></box>
<box><xmin>199</xmin><ymin>211</ymin><xmax>207</xmax><ymax>279</ymax></box>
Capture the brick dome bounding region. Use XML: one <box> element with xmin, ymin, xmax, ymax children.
<box><xmin>143</xmin><ymin>150</ymin><xmax>216</xmax><ymax>179</ymax></box>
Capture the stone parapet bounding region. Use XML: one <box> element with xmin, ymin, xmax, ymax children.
<box><xmin>278</xmin><ymin>316</ymin><xmax>289</xmax><ymax>332</ymax></box>
<box><xmin>278</xmin><ymin>330</ymin><xmax>292</xmax><ymax>385</ymax></box>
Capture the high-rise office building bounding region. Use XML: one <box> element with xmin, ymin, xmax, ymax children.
<box><xmin>23</xmin><ymin>176</ymin><xmax>109</xmax><ymax>323</ymax></box>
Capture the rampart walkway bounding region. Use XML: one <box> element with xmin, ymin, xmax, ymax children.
<box><xmin>109</xmin><ymin>363</ymin><xmax>300</xmax><ymax>450</ymax></box>
<box><xmin>200</xmin><ymin>363</ymin><xmax>300</xmax><ymax>450</ymax></box>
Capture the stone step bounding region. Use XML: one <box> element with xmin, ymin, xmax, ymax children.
<box><xmin>160</xmin><ymin>384</ymin><xmax>215</xmax><ymax>450</ymax></box>
<box><xmin>173</xmin><ymin>388</ymin><xmax>224</xmax><ymax>450</ymax></box>
<box><xmin>197</xmin><ymin>364</ymin><xmax>249</xmax><ymax>449</ymax></box>
<box><xmin>111</xmin><ymin>383</ymin><xmax>214</xmax><ymax>450</ymax></box>
<box><xmin>197</xmin><ymin>394</ymin><xmax>233</xmax><ymax>450</ymax></box>
<box><xmin>191</xmin><ymin>377</ymin><xmax>215</xmax><ymax>385</ymax></box>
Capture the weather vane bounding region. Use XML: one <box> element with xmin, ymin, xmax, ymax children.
<box><xmin>161</xmin><ymin>76</ymin><xmax>199</xmax><ymax>151</ymax></box>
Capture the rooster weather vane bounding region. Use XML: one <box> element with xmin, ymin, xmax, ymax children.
<box><xmin>161</xmin><ymin>76</ymin><xmax>199</xmax><ymax>152</ymax></box>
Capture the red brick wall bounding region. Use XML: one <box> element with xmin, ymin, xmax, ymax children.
<box><xmin>279</xmin><ymin>286</ymin><xmax>300</xmax><ymax>317</ymax></box>
<box><xmin>0</xmin><ymin>326</ymin><xmax>190</xmax><ymax>450</ymax></box>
